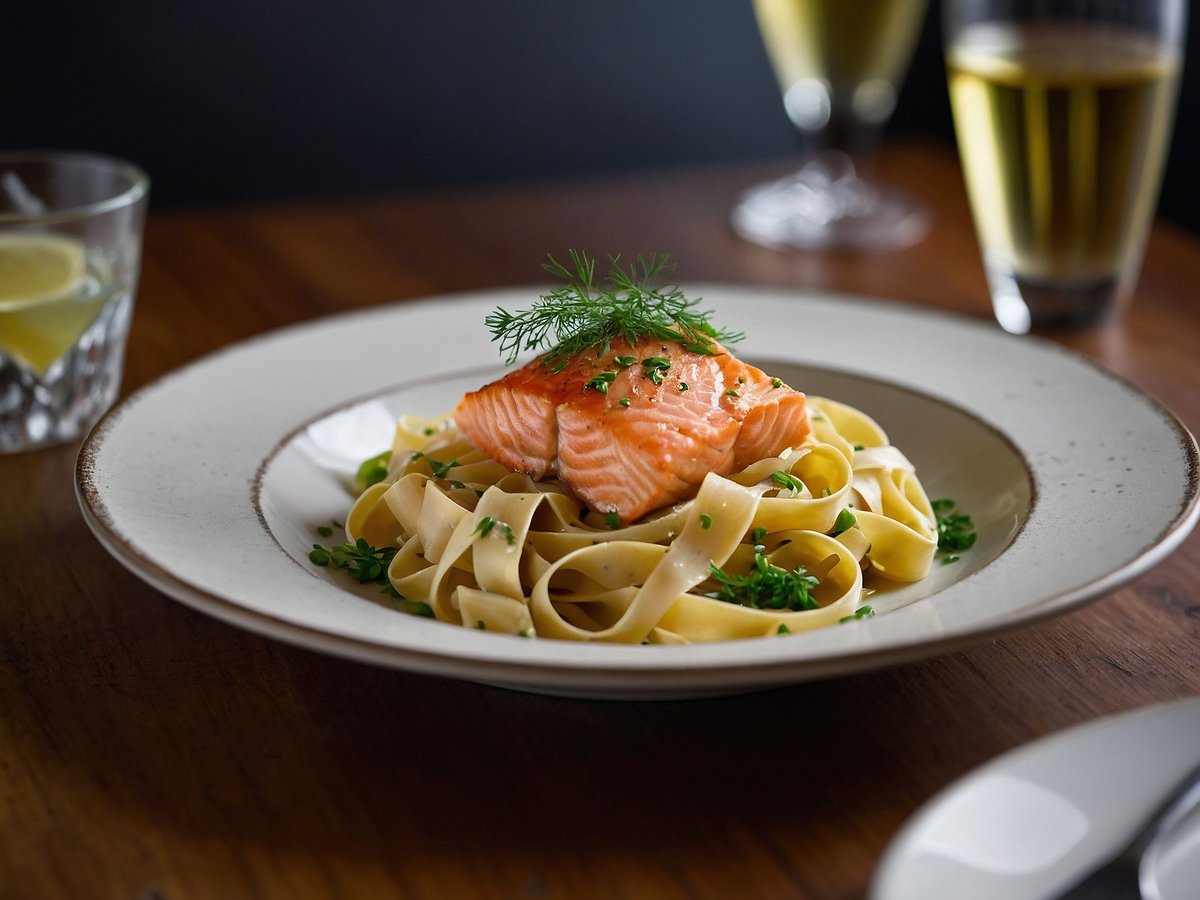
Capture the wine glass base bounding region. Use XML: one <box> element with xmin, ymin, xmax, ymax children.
<box><xmin>731</xmin><ymin>155</ymin><xmax>931</xmax><ymax>252</ymax></box>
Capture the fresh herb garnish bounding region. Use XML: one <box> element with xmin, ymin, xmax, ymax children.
<box><xmin>485</xmin><ymin>251</ymin><xmax>742</xmax><ymax>369</ymax></box>
<box><xmin>708</xmin><ymin>548</ymin><xmax>820</xmax><ymax>611</ymax></box>
<box><xmin>700</xmin><ymin>514</ymin><xmax>713</xmax><ymax>530</ymax></box>
<box><xmin>931</xmin><ymin>498</ymin><xmax>977</xmax><ymax>559</ymax></box>
<box><xmin>770</xmin><ymin>471</ymin><xmax>806</xmax><ymax>494</ymax></box>
<box><xmin>831</xmin><ymin>508</ymin><xmax>857</xmax><ymax>535</ymax></box>
<box><xmin>751</xmin><ymin>526</ymin><xmax>769</xmax><ymax>543</ymax></box>
<box><xmin>679</xmin><ymin>382</ymin><xmax>689</xmax><ymax>392</ymax></box>
<box><xmin>585</xmin><ymin>371</ymin><xmax>617</xmax><ymax>394</ymax></box>
<box><xmin>427</xmin><ymin>458</ymin><xmax>462</xmax><ymax>479</ymax></box>
<box><xmin>641</xmin><ymin>356</ymin><xmax>671</xmax><ymax>385</ymax></box>
<box><xmin>605</xmin><ymin>510</ymin><xmax>620</xmax><ymax>530</ymax></box>
<box><xmin>355</xmin><ymin>450</ymin><xmax>393</xmax><ymax>488</ymax></box>
<box><xmin>839</xmin><ymin>605</ymin><xmax>875</xmax><ymax>623</ymax></box>
<box><xmin>613</xmin><ymin>355</ymin><xmax>638</xmax><ymax>367</ymax></box>
<box><xmin>473</xmin><ymin>515</ymin><xmax>516</xmax><ymax>545</ymax></box>
<box><xmin>310</xmin><ymin>537</ymin><xmax>398</xmax><ymax>593</ymax></box>
<box><xmin>724</xmin><ymin>389</ymin><xmax>739</xmax><ymax>398</ymax></box>
<box><xmin>771</xmin><ymin>377</ymin><xmax>783</xmax><ymax>389</ymax></box>
<box><xmin>618</xmin><ymin>397</ymin><xmax>631</xmax><ymax>407</ymax></box>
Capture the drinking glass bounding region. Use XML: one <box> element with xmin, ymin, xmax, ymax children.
<box><xmin>732</xmin><ymin>0</ymin><xmax>932</xmax><ymax>251</ymax></box>
<box><xmin>0</xmin><ymin>151</ymin><xmax>149</xmax><ymax>452</ymax></box>
<box><xmin>944</xmin><ymin>0</ymin><xmax>1186</xmax><ymax>334</ymax></box>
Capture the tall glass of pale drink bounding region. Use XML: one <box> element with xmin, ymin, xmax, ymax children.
<box><xmin>944</xmin><ymin>0</ymin><xmax>1185</xmax><ymax>333</ymax></box>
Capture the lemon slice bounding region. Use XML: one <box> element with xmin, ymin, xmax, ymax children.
<box><xmin>0</xmin><ymin>232</ymin><xmax>86</xmax><ymax>309</ymax></box>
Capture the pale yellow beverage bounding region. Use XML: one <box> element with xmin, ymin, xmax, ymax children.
<box><xmin>0</xmin><ymin>233</ymin><xmax>118</xmax><ymax>375</ymax></box>
<box><xmin>0</xmin><ymin>151</ymin><xmax>146</xmax><ymax>452</ymax></box>
<box><xmin>752</xmin><ymin>0</ymin><xmax>928</xmax><ymax>132</ymax></box>
<box><xmin>948</xmin><ymin>22</ymin><xmax>1181</xmax><ymax>287</ymax></box>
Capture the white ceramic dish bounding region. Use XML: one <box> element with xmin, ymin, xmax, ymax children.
<box><xmin>870</xmin><ymin>696</ymin><xmax>1200</xmax><ymax>900</ymax></box>
<box><xmin>76</xmin><ymin>286</ymin><xmax>1198</xmax><ymax>699</ymax></box>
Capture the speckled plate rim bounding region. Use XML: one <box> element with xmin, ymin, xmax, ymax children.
<box><xmin>75</xmin><ymin>285</ymin><xmax>1199</xmax><ymax>699</ymax></box>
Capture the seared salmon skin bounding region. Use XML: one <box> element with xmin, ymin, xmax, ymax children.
<box><xmin>453</xmin><ymin>337</ymin><xmax>809</xmax><ymax>523</ymax></box>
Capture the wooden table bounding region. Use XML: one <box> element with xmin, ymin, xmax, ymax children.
<box><xmin>3</xmin><ymin>141</ymin><xmax>1198</xmax><ymax>899</ymax></box>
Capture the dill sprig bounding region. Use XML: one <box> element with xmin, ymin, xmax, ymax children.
<box><xmin>486</xmin><ymin>251</ymin><xmax>743</xmax><ymax>370</ymax></box>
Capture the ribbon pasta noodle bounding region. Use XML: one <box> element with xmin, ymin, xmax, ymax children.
<box><xmin>341</xmin><ymin>397</ymin><xmax>937</xmax><ymax>643</ymax></box>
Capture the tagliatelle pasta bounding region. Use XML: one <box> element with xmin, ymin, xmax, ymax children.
<box><xmin>337</xmin><ymin>397</ymin><xmax>939</xmax><ymax>644</ymax></box>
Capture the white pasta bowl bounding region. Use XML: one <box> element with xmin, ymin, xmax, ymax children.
<box><xmin>77</xmin><ymin>286</ymin><xmax>1199</xmax><ymax>699</ymax></box>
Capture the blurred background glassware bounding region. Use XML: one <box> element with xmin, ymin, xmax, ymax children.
<box><xmin>944</xmin><ymin>0</ymin><xmax>1185</xmax><ymax>334</ymax></box>
<box><xmin>0</xmin><ymin>151</ymin><xmax>148</xmax><ymax>452</ymax></box>
<box><xmin>732</xmin><ymin>0</ymin><xmax>932</xmax><ymax>251</ymax></box>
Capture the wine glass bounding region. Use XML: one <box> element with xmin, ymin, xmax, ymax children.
<box><xmin>944</xmin><ymin>0</ymin><xmax>1186</xmax><ymax>333</ymax></box>
<box><xmin>732</xmin><ymin>0</ymin><xmax>932</xmax><ymax>251</ymax></box>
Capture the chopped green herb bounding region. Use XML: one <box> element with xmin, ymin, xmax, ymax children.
<box><xmin>476</xmin><ymin>620</ymin><xmax>486</xmax><ymax>630</ymax></box>
<box><xmin>708</xmin><ymin>548</ymin><xmax>820</xmax><ymax>611</ymax></box>
<box><xmin>316</xmin><ymin>524</ymin><xmax>334</xmax><ymax>538</ymax></box>
<box><xmin>613</xmin><ymin>355</ymin><xmax>638</xmax><ymax>367</ymax></box>
<box><xmin>585</xmin><ymin>371</ymin><xmax>617</xmax><ymax>394</ymax></box>
<box><xmin>771</xmin><ymin>377</ymin><xmax>783</xmax><ymax>389</ymax></box>
<box><xmin>932</xmin><ymin>498</ymin><xmax>978</xmax><ymax>557</ymax></box>
<box><xmin>700</xmin><ymin>514</ymin><xmax>713</xmax><ymax>530</ymax></box>
<box><xmin>424</xmin><ymin>458</ymin><xmax>461</xmax><ymax>479</ymax></box>
<box><xmin>410</xmin><ymin>601</ymin><xmax>435</xmax><ymax>618</ymax></box>
<box><xmin>751</xmin><ymin>526</ymin><xmax>769</xmax><ymax>543</ymax></box>
<box><xmin>423</xmin><ymin>426</ymin><xmax>436</xmax><ymax>436</ymax></box>
<box><xmin>832</xmin><ymin>508</ymin><xmax>857</xmax><ymax>535</ymax></box>
<box><xmin>839</xmin><ymin>605</ymin><xmax>875</xmax><ymax>623</ymax></box>
<box><xmin>618</xmin><ymin>397</ymin><xmax>631</xmax><ymax>407</ymax></box>
<box><xmin>853</xmin><ymin>444</ymin><xmax>865</xmax><ymax>451</ymax></box>
<box><xmin>724</xmin><ymin>389</ymin><xmax>739</xmax><ymax>398</ymax></box>
<box><xmin>486</xmin><ymin>251</ymin><xmax>742</xmax><ymax>368</ymax></box>
<box><xmin>777</xmin><ymin>623</ymin><xmax>791</xmax><ymax>635</ymax></box>
<box><xmin>355</xmin><ymin>450</ymin><xmax>393</xmax><ymax>488</ymax></box>
<box><xmin>309</xmin><ymin>537</ymin><xmax>397</xmax><ymax>588</ymax></box>
<box><xmin>473</xmin><ymin>515</ymin><xmax>516</xmax><ymax>545</ymax></box>
<box><xmin>679</xmin><ymin>382</ymin><xmax>689</xmax><ymax>392</ymax></box>
<box><xmin>737</xmin><ymin>376</ymin><xmax>746</xmax><ymax>384</ymax></box>
<box><xmin>770</xmin><ymin>470</ymin><xmax>806</xmax><ymax>494</ymax></box>
<box><xmin>641</xmin><ymin>357</ymin><xmax>670</xmax><ymax>385</ymax></box>
<box><xmin>941</xmin><ymin>554</ymin><xmax>960</xmax><ymax>565</ymax></box>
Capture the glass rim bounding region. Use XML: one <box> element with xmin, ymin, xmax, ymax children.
<box><xmin>0</xmin><ymin>149</ymin><xmax>150</xmax><ymax>225</ymax></box>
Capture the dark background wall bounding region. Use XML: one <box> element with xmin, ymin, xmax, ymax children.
<box><xmin>6</xmin><ymin>2</ymin><xmax>1196</xmax><ymax>232</ymax></box>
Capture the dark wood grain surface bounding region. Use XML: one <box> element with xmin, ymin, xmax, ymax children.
<box><xmin>2</xmin><ymin>141</ymin><xmax>1197</xmax><ymax>900</ymax></box>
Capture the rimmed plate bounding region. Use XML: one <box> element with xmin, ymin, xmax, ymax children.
<box><xmin>76</xmin><ymin>286</ymin><xmax>1199</xmax><ymax>699</ymax></box>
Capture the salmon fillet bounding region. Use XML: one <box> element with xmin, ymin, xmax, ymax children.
<box><xmin>453</xmin><ymin>337</ymin><xmax>810</xmax><ymax>522</ymax></box>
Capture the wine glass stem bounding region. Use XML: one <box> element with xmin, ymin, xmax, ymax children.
<box><xmin>801</xmin><ymin>113</ymin><xmax>882</xmax><ymax>176</ymax></box>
